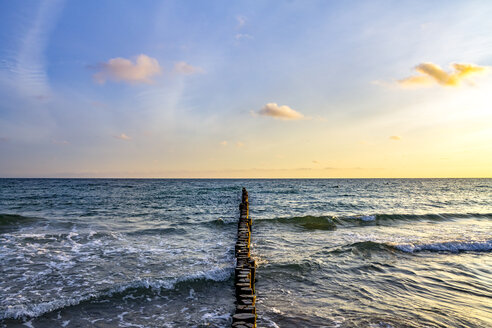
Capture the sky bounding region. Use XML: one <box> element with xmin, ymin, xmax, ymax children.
<box><xmin>0</xmin><ymin>0</ymin><xmax>491</xmax><ymax>178</ymax></box>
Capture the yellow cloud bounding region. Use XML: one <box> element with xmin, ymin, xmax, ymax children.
<box><xmin>94</xmin><ymin>54</ymin><xmax>161</xmax><ymax>84</ymax></box>
<box><xmin>258</xmin><ymin>103</ymin><xmax>304</xmax><ymax>120</ymax></box>
<box><xmin>389</xmin><ymin>135</ymin><xmax>401</xmax><ymax>141</ymax></box>
<box><xmin>399</xmin><ymin>62</ymin><xmax>487</xmax><ymax>87</ymax></box>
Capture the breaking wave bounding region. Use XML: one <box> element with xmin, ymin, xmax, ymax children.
<box><xmin>253</xmin><ymin>213</ymin><xmax>492</xmax><ymax>230</ymax></box>
<box><xmin>329</xmin><ymin>240</ymin><xmax>492</xmax><ymax>254</ymax></box>
<box><xmin>338</xmin><ymin>213</ymin><xmax>492</xmax><ymax>225</ymax></box>
<box><xmin>395</xmin><ymin>240</ymin><xmax>492</xmax><ymax>253</ymax></box>
<box><xmin>0</xmin><ymin>266</ymin><xmax>233</xmax><ymax>320</ymax></box>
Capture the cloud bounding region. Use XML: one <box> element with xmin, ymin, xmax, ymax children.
<box><xmin>0</xmin><ymin>137</ymin><xmax>9</xmax><ymax>143</ymax></box>
<box><xmin>399</xmin><ymin>62</ymin><xmax>488</xmax><ymax>87</ymax></box>
<box><xmin>236</xmin><ymin>141</ymin><xmax>244</xmax><ymax>148</ymax></box>
<box><xmin>173</xmin><ymin>61</ymin><xmax>203</xmax><ymax>75</ymax></box>
<box><xmin>236</xmin><ymin>15</ymin><xmax>247</xmax><ymax>28</ymax></box>
<box><xmin>258</xmin><ymin>103</ymin><xmax>304</xmax><ymax>120</ymax></box>
<box><xmin>10</xmin><ymin>0</ymin><xmax>64</xmax><ymax>96</ymax></box>
<box><xmin>235</xmin><ymin>33</ymin><xmax>253</xmax><ymax>41</ymax></box>
<box><xmin>114</xmin><ymin>133</ymin><xmax>131</xmax><ymax>140</ymax></box>
<box><xmin>94</xmin><ymin>54</ymin><xmax>161</xmax><ymax>84</ymax></box>
<box><xmin>389</xmin><ymin>135</ymin><xmax>401</xmax><ymax>141</ymax></box>
<box><xmin>220</xmin><ymin>141</ymin><xmax>228</xmax><ymax>146</ymax></box>
<box><xmin>234</xmin><ymin>15</ymin><xmax>252</xmax><ymax>43</ymax></box>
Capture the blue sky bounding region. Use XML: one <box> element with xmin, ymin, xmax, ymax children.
<box><xmin>1</xmin><ymin>0</ymin><xmax>491</xmax><ymax>177</ymax></box>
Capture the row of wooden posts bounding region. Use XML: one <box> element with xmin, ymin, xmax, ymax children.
<box><xmin>231</xmin><ymin>188</ymin><xmax>257</xmax><ymax>328</ymax></box>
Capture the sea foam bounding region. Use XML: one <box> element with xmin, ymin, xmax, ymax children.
<box><xmin>0</xmin><ymin>266</ymin><xmax>233</xmax><ymax>320</ymax></box>
<box><xmin>395</xmin><ymin>240</ymin><xmax>492</xmax><ymax>253</ymax></box>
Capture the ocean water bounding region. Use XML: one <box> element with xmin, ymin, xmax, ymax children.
<box><xmin>0</xmin><ymin>178</ymin><xmax>491</xmax><ymax>328</ymax></box>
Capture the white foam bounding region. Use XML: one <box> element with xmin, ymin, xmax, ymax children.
<box><xmin>0</xmin><ymin>266</ymin><xmax>233</xmax><ymax>320</ymax></box>
<box><xmin>347</xmin><ymin>215</ymin><xmax>376</xmax><ymax>222</ymax></box>
<box><xmin>201</xmin><ymin>311</ymin><xmax>231</xmax><ymax>321</ymax></box>
<box><xmin>331</xmin><ymin>315</ymin><xmax>346</xmax><ymax>328</ymax></box>
<box><xmin>270</xmin><ymin>307</ymin><xmax>283</xmax><ymax>314</ymax></box>
<box><xmin>395</xmin><ymin>240</ymin><xmax>492</xmax><ymax>253</ymax></box>
<box><xmin>1</xmin><ymin>293</ymin><xmax>96</xmax><ymax>320</ymax></box>
<box><xmin>117</xmin><ymin>311</ymin><xmax>128</xmax><ymax>321</ymax></box>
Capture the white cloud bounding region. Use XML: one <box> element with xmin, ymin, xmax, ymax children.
<box><xmin>114</xmin><ymin>133</ymin><xmax>131</xmax><ymax>140</ymax></box>
<box><xmin>399</xmin><ymin>62</ymin><xmax>488</xmax><ymax>88</ymax></box>
<box><xmin>2</xmin><ymin>0</ymin><xmax>64</xmax><ymax>96</ymax></box>
<box><xmin>94</xmin><ymin>54</ymin><xmax>161</xmax><ymax>84</ymax></box>
<box><xmin>173</xmin><ymin>61</ymin><xmax>203</xmax><ymax>75</ymax></box>
<box><xmin>258</xmin><ymin>103</ymin><xmax>304</xmax><ymax>120</ymax></box>
<box><xmin>236</xmin><ymin>15</ymin><xmax>247</xmax><ymax>28</ymax></box>
<box><xmin>235</xmin><ymin>33</ymin><xmax>253</xmax><ymax>41</ymax></box>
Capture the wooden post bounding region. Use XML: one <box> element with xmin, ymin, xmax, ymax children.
<box><xmin>232</xmin><ymin>188</ymin><xmax>257</xmax><ymax>327</ymax></box>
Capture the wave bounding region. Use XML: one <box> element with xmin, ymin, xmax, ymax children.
<box><xmin>188</xmin><ymin>217</ymin><xmax>241</xmax><ymax>228</ymax></box>
<box><xmin>339</xmin><ymin>213</ymin><xmax>492</xmax><ymax>225</ymax></box>
<box><xmin>330</xmin><ymin>240</ymin><xmax>492</xmax><ymax>255</ymax></box>
<box><xmin>347</xmin><ymin>241</ymin><xmax>396</xmax><ymax>252</ymax></box>
<box><xmin>0</xmin><ymin>213</ymin><xmax>40</xmax><ymax>227</ymax></box>
<box><xmin>0</xmin><ymin>266</ymin><xmax>233</xmax><ymax>320</ymax></box>
<box><xmin>256</xmin><ymin>215</ymin><xmax>337</xmax><ymax>230</ymax></box>
<box><xmin>127</xmin><ymin>227</ymin><xmax>187</xmax><ymax>236</ymax></box>
<box><xmin>367</xmin><ymin>213</ymin><xmax>491</xmax><ymax>221</ymax></box>
<box><xmin>395</xmin><ymin>240</ymin><xmax>492</xmax><ymax>253</ymax></box>
<box><xmin>253</xmin><ymin>213</ymin><xmax>492</xmax><ymax>230</ymax></box>
<box><xmin>264</xmin><ymin>260</ymin><xmax>322</xmax><ymax>274</ymax></box>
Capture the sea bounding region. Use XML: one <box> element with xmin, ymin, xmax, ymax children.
<box><xmin>0</xmin><ymin>178</ymin><xmax>491</xmax><ymax>328</ymax></box>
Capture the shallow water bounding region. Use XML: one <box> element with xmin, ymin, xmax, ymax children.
<box><xmin>0</xmin><ymin>179</ymin><xmax>491</xmax><ymax>327</ymax></box>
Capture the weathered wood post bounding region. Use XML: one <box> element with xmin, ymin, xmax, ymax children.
<box><xmin>232</xmin><ymin>188</ymin><xmax>257</xmax><ymax>328</ymax></box>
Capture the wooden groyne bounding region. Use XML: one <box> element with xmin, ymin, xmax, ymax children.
<box><xmin>232</xmin><ymin>188</ymin><xmax>257</xmax><ymax>328</ymax></box>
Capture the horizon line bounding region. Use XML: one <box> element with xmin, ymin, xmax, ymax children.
<box><xmin>0</xmin><ymin>177</ymin><xmax>490</xmax><ymax>179</ymax></box>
